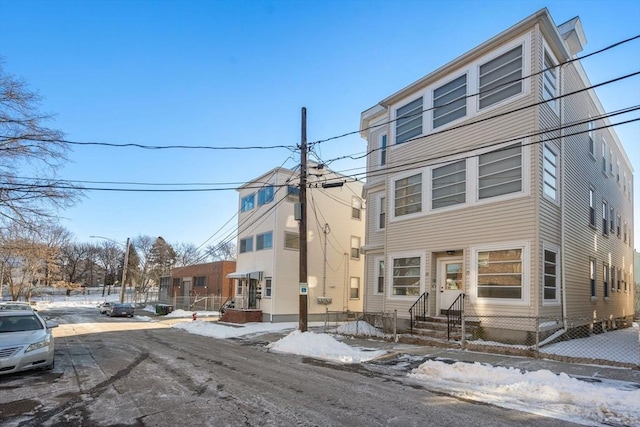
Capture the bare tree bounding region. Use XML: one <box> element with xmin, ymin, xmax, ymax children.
<box><xmin>131</xmin><ymin>235</ymin><xmax>155</xmax><ymax>294</ymax></box>
<box><xmin>205</xmin><ymin>241</ymin><xmax>236</xmax><ymax>261</ymax></box>
<box><xmin>0</xmin><ymin>59</ymin><xmax>82</xmax><ymax>228</ymax></box>
<box><xmin>94</xmin><ymin>241</ymin><xmax>123</xmax><ymax>297</ymax></box>
<box><xmin>173</xmin><ymin>242</ymin><xmax>201</xmax><ymax>267</ymax></box>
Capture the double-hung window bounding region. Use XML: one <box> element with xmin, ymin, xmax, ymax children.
<box><xmin>589</xmin><ymin>188</ymin><xmax>596</xmax><ymax>227</ymax></box>
<box><xmin>394</xmin><ymin>173</ymin><xmax>422</xmax><ymax>216</ymax></box>
<box><xmin>264</xmin><ymin>278</ymin><xmax>272</xmax><ymax>298</ymax></box>
<box><xmin>543</xmin><ymin>248</ymin><xmax>558</xmax><ymax>303</ymax></box>
<box><xmin>603</xmin><ymin>262</ymin><xmax>609</xmax><ymax>298</ymax></box>
<box><xmin>589</xmin><ymin>257</ymin><xmax>596</xmax><ymax>298</ymax></box>
<box><xmin>194</xmin><ymin>276</ymin><xmax>206</xmax><ymax>287</ymax></box>
<box><xmin>479</xmin><ymin>45</ymin><xmax>523</xmax><ymax>109</ymax></box>
<box><xmin>431</xmin><ymin>160</ymin><xmax>466</xmax><ymax>209</ymax></box>
<box><xmin>258</xmin><ymin>186</ymin><xmax>274</xmax><ymax>205</ymax></box>
<box><xmin>256</xmin><ymin>231</ymin><xmax>273</xmax><ymax>250</ymax></box>
<box><xmin>588</xmin><ymin>120</ymin><xmax>595</xmax><ymax>156</ymax></box>
<box><xmin>601</xmin><ymin>140</ymin><xmax>607</xmax><ymax>173</ymax></box>
<box><xmin>433</xmin><ymin>74</ymin><xmax>467</xmax><ymax>128</ymax></box>
<box><xmin>395</xmin><ymin>97</ymin><xmax>423</xmax><ymax>144</ymax></box>
<box><xmin>239</xmin><ymin>237</ymin><xmax>253</xmax><ymax>253</ymax></box>
<box><xmin>543</xmin><ymin>51</ymin><xmax>557</xmax><ymax>110</ymax></box>
<box><xmin>378</xmin><ymin>196</ymin><xmax>386</xmax><ymax>229</ymax></box>
<box><xmin>350</xmin><ymin>236</ymin><xmax>361</xmax><ymax>260</ymax></box>
<box><xmin>477</xmin><ymin>248</ymin><xmax>523</xmax><ymax>300</ymax></box>
<box><xmin>609</xmin><ymin>207</ymin><xmax>615</xmax><ymax>235</ymax></box>
<box><xmin>351</xmin><ymin>197</ymin><xmax>362</xmax><ymax>220</ymax></box>
<box><xmin>380</xmin><ymin>134</ymin><xmax>387</xmax><ymax>166</ymax></box>
<box><xmin>478</xmin><ymin>144</ymin><xmax>522</xmax><ymax>199</ymax></box>
<box><xmin>392</xmin><ymin>256</ymin><xmax>421</xmax><ymax>296</ymax></box>
<box><xmin>543</xmin><ymin>144</ymin><xmax>558</xmax><ymax>201</ymax></box>
<box><xmin>350</xmin><ymin>277</ymin><xmax>360</xmax><ymax>299</ymax></box>
<box><xmin>376</xmin><ymin>259</ymin><xmax>385</xmax><ymax>294</ymax></box>
<box><xmin>241</xmin><ymin>194</ymin><xmax>255</xmax><ymax>212</ymax></box>
<box><xmin>602</xmin><ymin>201</ymin><xmax>609</xmax><ymax>235</ymax></box>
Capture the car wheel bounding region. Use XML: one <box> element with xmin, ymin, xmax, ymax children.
<box><xmin>44</xmin><ymin>359</ymin><xmax>54</xmax><ymax>371</ymax></box>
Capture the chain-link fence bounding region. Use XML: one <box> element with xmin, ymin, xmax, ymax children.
<box><xmin>460</xmin><ymin>315</ymin><xmax>639</xmax><ymax>368</ymax></box>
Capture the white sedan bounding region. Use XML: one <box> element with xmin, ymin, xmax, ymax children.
<box><xmin>0</xmin><ymin>310</ymin><xmax>58</xmax><ymax>375</ymax></box>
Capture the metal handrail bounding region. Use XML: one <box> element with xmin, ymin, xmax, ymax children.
<box><xmin>408</xmin><ymin>292</ymin><xmax>429</xmax><ymax>335</ymax></box>
<box><xmin>446</xmin><ymin>293</ymin><xmax>465</xmax><ymax>340</ymax></box>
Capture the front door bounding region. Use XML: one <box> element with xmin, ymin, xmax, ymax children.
<box><xmin>248</xmin><ymin>279</ymin><xmax>257</xmax><ymax>309</ymax></box>
<box><xmin>438</xmin><ymin>258</ymin><xmax>463</xmax><ymax>313</ymax></box>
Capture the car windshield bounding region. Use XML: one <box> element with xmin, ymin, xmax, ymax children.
<box><xmin>0</xmin><ymin>314</ymin><xmax>43</xmax><ymax>332</ymax></box>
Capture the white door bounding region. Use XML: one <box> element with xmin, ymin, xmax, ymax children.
<box><xmin>438</xmin><ymin>258</ymin><xmax>464</xmax><ymax>313</ymax></box>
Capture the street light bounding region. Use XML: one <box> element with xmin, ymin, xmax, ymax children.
<box><xmin>90</xmin><ymin>236</ymin><xmax>130</xmax><ymax>304</ymax></box>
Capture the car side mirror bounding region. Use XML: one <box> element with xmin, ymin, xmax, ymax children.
<box><xmin>46</xmin><ymin>320</ymin><xmax>59</xmax><ymax>329</ymax></box>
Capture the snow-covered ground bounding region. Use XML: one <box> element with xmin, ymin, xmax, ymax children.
<box><xmin>24</xmin><ymin>291</ymin><xmax>640</xmax><ymax>426</ymax></box>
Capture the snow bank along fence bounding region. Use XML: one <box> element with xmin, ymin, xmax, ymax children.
<box><xmin>461</xmin><ymin>314</ymin><xmax>639</xmax><ymax>369</ymax></box>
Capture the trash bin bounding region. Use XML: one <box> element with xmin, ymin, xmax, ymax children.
<box><xmin>155</xmin><ymin>304</ymin><xmax>173</xmax><ymax>315</ymax></box>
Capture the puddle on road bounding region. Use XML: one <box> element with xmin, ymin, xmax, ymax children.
<box><xmin>0</xmin><ymin>398</ymin><xmax>41</xmax><ymax>417</ymax></box>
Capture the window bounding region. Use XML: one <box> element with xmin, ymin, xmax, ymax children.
<box><xmin>256</xmin><ymin>231</ymin><xmax>273</xmax><ymax>250</ymax></box>
<box><xmin>394</xmin><ymin>173</ymin><xmax>422</xmax><ymax>216</ymax></box>
<box><xmin>543</xmin><ymin>144</ymin><xmax>558</xmax><ymax>201</ymax></box>
<box><xmin>258</xmin><ymin>186</ymin><xmax>274</xmax><ymax>205</ymax></box>
<box><xmin>478</xmin><ymin>144</ymin><xmax>522</xmax><ymax>199</ymax></box>
<box><xmin>602</xmin><ymin>201</ymin><xmax>608</xmax><ymax>235</ymax></box>
<box><xmin>609</xmin><ymin>151</ymin><xmax>613</xmax><ymax>175</ymax></box>
<box><xmin>433</xmin><ymin>74</ymin><xmax>467</xmax><ymax>128</ymax></box>
<box><xmin>284</xmin><ymin>231</ymin><xmax>299</xmax><ymax>250</ymax></box>
<box><xmin>395</xmin><ymin>97</ymin><xmax>423</xmax><ymax>144</ymax></box>
<box><xmin>589</xmin><ymin>188</ymin><xmax>596</xmax><ymax>227</ymax></box>
<box><xmin>616</xmin><ymin>160</ymin><xmax>620</xmax><ymax>183</ymax></box>
<box><xmin>376</xmin><ymin>259</ymin><xmax>385</xmax><ymax>294</ymax></box>
<box><xmin>616</xmin><ymin>268</ymin><xmax>621</xmax><ymax>291</ymax></box>
<box><xmin>601</xmin><ymin>140</ymin><xmax>607</xmax><ymax>173</ymax></box>
<box><xmin>543</xmin><ymin>248</ymin><xmax>558</xmax><ymax>302</ymax></box>
<box><xmin>589</xmin><ymin>258</ymin><xmax>596</xmax><ymax>298</ymax></box>
<box><xmin>477</xmin><ymin>248</ymin><xmax>523</xmax><ymax>299</ymax></box>
<box><xmin>609</xmin><ymin>207</ymin><xmax>615</xmax><ymax>235</ymax></box>
<box><xmin>616</xmin><ymin>215</ymin><xmax>621</xmax><ymax>237</ymax></box>
<box><xmin>380</xmin><ymin>134</ymin><xmax>387</xmax><ymax>166</ymax></box>
<box><xmin>479</xmin><ymin>45</ymin><xmax>523</xmax><ymax>109</ymax></box>
<box><xmin>239</xmin><ymin>237</ymin><xmax>253</xmax><ymax>253</ymax></box>
<box><xmin>241</xmin><ymin>194</ymin><xmax>255</xmax><ymax>212</ymax></box>
<box><xmin>173</xmin><ymin>278</ymin><xmax>180</xmax><ymax>288</ymax></box>
<box><xmin>351</xmin><ymin>197</ymin><xmax>362</xmax><ymax>220</ymax></box>
<box><xmin>432</xmin><ymin>160</ymin><xmax>466</xmax><ymax>209</ymax></box>
<box><xmin>350</xmin><ymin>277</ymin><xmax>360</xmax><ymax>299</ymax></box>
<box><xmin>610</xmin><ymin>266</ymin><xmax>616</xmax><ymax>292</ymax></box>
<box><xmin>603</xmin><ymin>262</ymin><xmax>609</xmax><ymax>298</ymax></box>
<box><xmin>287</xmin><ymin>185</ymin><xmax>300</xmax><ymax>202</ymax></box>
<box><xmin>236</xmin><ymin>281</ymin><xmax>243</xmax><ymax>295</ymax></box>
<box><xmin>543</xmin><ymin>51</ymin><xmax>557</xmax><ymax>110</ymax></box>
<box><xmin>264</xmin><ymin>277</ymin><xmax>272</xmax><ymax>298</ymax></box>
<box><xmin>194</xmin><ymin>276</ymin><xmax>206</xmax><ymax>287</ymax></box>
<box><xmin>350</xmin><ymin>236</ymin><xmax>361</xmax><ymax>259</ymax></box>
<box><xmin>588</xmin><ymin>120</ymin><xmax>595</xmax><ymax>156</ymax></box>
<box><xmin>392</xmin><ymin>257</ymin><xmax>421</xmax><ymax>296</ymax></box>
<box><xmin>378</xmin><ymin>196</ymin><xmax>386</xmax><ymax>229</ymax></box>
<box><xmin>623</xmin><ymin>221</ymin><xmax>628</xmax><ymax>243</ymax></box>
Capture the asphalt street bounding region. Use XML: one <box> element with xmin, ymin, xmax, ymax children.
<box><xmin>0</xmin><ymin>306</ymin><xmax>582</xmax><ymax>427</ymax></box>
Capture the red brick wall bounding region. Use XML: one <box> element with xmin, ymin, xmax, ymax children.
<box><xmin>169</xmin><ymin>261</ymin><xmax>236</xmax><ymax>298</ymax></box>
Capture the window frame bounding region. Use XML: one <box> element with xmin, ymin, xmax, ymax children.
<box><xmin>380</xmin><ymin>134</ymin><xmax>387</xmax><ymax>166</ymax></box>
<box><xmin>589</xmin><ymin>188</ymin><xmax>596</xmax><ymax>228</ymax></box>
<box><xmin>349</xmin><ymin>277</ymin><xmax>360</xmax><ymax>300</ymax></box>
<box><xmin>602</xmin><ymin>200</ymin><xmax>609</xmax><ymax>236</ymax></box>
<box><xmin>542</xmin><ymin>143</ymin><xmax>558</xmax><ymax>203</ymax></box>
<box><xmin>239</xmin><ymin>236</ymin><xmax>254</xmax><ymax>253</ymax></box>
<box><xmin>603</xmin><ymin>262</ymin><xmax>609</xmax><ymax>299</ymax></box>
<box><xmin>392</xmin><ymin>171</ymin><xmax>423</xmax><ymax>219</ymax></box>
<box><xmin>394</xmin><ymin>95</ymin><xmax>423</xmax><ymax>145</ymax></box>
<box><xmin>376</xmin><ymin>194</ymin><xmax>386</xmax><ymax>231</ymax></box>
<box><xmin>588</xmin><ymin>119</ymin><xmax>595</xmax><ymax>157</ymax></box>
<box><xmin>589</xmin><ymin>257</ymin><xmax>596</xmax><ymax>299</ymax></box>
<box><xmin>478</xmin><ymin>43</ymin><xmax>525</xmax><ymax>110</ymax></box>
<box><xmin>351</xmin><ymin>196</ymin><xmax>362</xmax><ymax>220</ymax></box>
<box><xmin>470</xmin><ymin>241</ymin><xmax>530</xmax><ymax>306</ymax></box>
<box><xmin>194</xmin><ymin>276</ymin><xmax>206</xmax><ymax>287</ymax></box>
<box><xmin>241</xmin><ymin>194</ymin><xmax>255</xmax><ymax>212</ymax></box>
<box><xmin>542</xmin><ymin>47</ymin><xmax>558</xmax><ymax>113</ymax></box>
<box><xmin>388</xmin><ymin>252</ymin><xmax>425</xmax><ymax>299</ymax></box>
<box><xmin>255</xmin><ymin>231</ymin><xmax>273</xmax><ymax>251</ymax></box>
<box><xmin>431</xmin><ymin>159</ymin><xmax>466</xmax><ymax>210</ymax></box>
<box><xmin>264</xmin><ymin>277</ymin><xmax>272</xmax><ymax>298</ymax></box>
<box><xmin>432</xmin><ymin>72</ymin><xmax>468</xmax><ymax>129</ymax></box>
<box><xmin>374</xmin><ymin>257</ymin><xmax>385</xmax><ymax>295</ymax></box>
<box><xmin>350</xmin><ymin>236</ymin><xmax>361</xmax><ymax>260</ymax></box>
<box><xmin>284</xmin><ymin>231</ymin><xmax>300</xmax><ymax>250</ymax></box>
<box><xmin>257</xmin><ymin>186</ymin><xmax>275</xmax><ymax>206</ymax></box>
<box><xmin>542</xmin><ymin>244</ymin><xmax>560</xmax><ymax>305</ymax></box>
<box><xmin>477</xmin><ymin>143</ymin><xmax>523</xmax><ymax>201</ymax></box>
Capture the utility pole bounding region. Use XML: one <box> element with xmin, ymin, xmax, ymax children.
<box><xmin>299</xmin><ymin>107</ymin><xmax>308</xmax><ymax>332</ymax></box>
<box><xmin>119</xmin><ymin>237</ymin><xmax>130</xmax><ymax>304</ymax></box>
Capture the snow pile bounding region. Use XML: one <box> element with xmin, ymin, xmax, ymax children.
<box><xmin>335</xmin><ymin>320</ymin><xmax>384</xmax><ymax>337</ymax></box>
<box><xmin>268</xmin><ymin>330</ymin><xmax>387</xmax><ymax>364</ymax></box>
<box><xmin>409</xmin><ymin>360</ymin><xmax>640</xmax><ymax>426</ymax></box>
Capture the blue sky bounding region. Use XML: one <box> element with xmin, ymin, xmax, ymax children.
<box><xmin>0</xmin><ymin>0</ymin><xmax>638</xmax><ymax>250</ymax></box>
